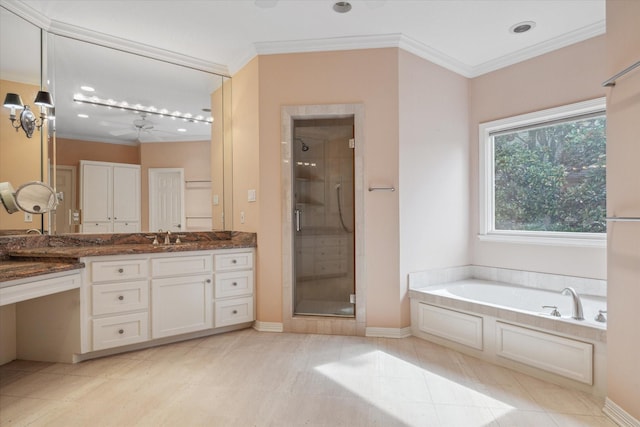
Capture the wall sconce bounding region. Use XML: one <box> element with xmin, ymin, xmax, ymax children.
<box><xmin>3</xmin><ymin>91</ymin><xmax>54</xmax><ymax>138</ymax></box>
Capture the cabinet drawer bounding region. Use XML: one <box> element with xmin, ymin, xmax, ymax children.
<box><xmin>91</xmin><ymin>259</ymin><xmax>148</xmax><ymax>283</ymax></box>
<box><xmin>152</xmin><ymin>254</ymin><xmax>212</xmax><ymax>278</ymax></box>
<box><xmin>215</xmin><ymin>297</ymin><xmax>254</xmax><ymax>327</ymax></box>
<box><xmin>92</xmin><ymin>312</ymin><xmax>149</xmax><ymax>351</ymax></box>
<box><xmin>214</xmin><ymin>252</ymin><xmax>253</xmax><ymax>271</ymax></box>
<box><xmin>92</xmin><ymin>280</ymin><xmax>149</xmax><ymax>316</ymax></box>
<box><xmin>215</xmin><ymin>270</ymin><xmax>253</xmax><ymax>298</ymax></box>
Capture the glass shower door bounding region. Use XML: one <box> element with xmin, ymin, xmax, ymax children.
<box><xmin>293</xmin><ymin>117</ymin><xmax>355</xmax><ymax>317</ymax></box>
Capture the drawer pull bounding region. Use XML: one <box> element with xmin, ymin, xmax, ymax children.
<box><xmin>118</xmin><ymin>329</ymin><xmax>124</xmax><ymax>335</ymax></box>
<box><xmin>232</xmin><ymin>310</ymin><xmax>238</xmax><ymax>314</ymax></box>
<box><xmin>232</xmin><ymin>282</ymin><xmax>238</xmax><ymax>286</ymax></box>
<box><xmin>231</xmin><ymin>259</ymin><xmax>237</xmax><ymax>264</ymax></box>
<box><xmin>118</xmin><ymin>268</ymin><xmax>124</xmax><ymax>273</ymax></box>
<box><xmin>206</xmin><ymin>279</ymin><xmax>212</xmax><ymax>283</ymax></box>
<box><xmin>118</xmin><ymin>295</ymin><xmax>124</xmax><ymax>301</ymax></box>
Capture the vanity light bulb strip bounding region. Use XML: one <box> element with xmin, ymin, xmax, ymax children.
<box><xmin>72</xmin><ymin>94</ymin><xmax>213</xmax><ymax>124</ymax></box>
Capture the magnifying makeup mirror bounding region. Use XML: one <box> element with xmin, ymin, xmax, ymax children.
<box><xmin>14</xmin><ymin>181</ymin><xmax>58</xmax><ymax>214</ymax></box>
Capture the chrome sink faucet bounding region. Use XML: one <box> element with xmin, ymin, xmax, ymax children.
<box><xmin>164</xmin><ymin>230</ymin><xmax>172</xmax><ymax>245</ymax></box>
<box><xmin>561</xmin><ymin>287</ymin><xmax>584</xmax><ymax>320</ymax></box>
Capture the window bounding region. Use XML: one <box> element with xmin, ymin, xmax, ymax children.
<box><xmin>479</xmin><ymin>98</ymin><xmax>606</xmax><ymax>246</ymax></box>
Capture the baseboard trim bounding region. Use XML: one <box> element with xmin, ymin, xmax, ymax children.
<box><xmin>603</xmin><ymin>397</ymin><xmax>640</xmax><ymax>427</ymax></box>
<box><xmin>253</xmin><ymin>321</ymin><xmax>284</xmax><ymax>333</ymax></box>
<box><xmin>365</xmin><ymin>326</ymin><xmax>412</xmax><ymax>338</ymax></box>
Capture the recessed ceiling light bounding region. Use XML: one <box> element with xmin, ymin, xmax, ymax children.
<box><xmin>80</xmin><ymin>86</ymin><xmax>95</xmax><ymax>92</ymax></box>
<box><xmin>77</xmin><ymin>114</ymin><xmax>89</xmax><ymax>118</ymax></box>
<box><xmin>333</xmin><ymin>1</ymin><xmax>352</xmax><ymax>13</ymax></box>
<box><xmin>509</xmin><ymin>21</ymin><xmax>536</xmax><ymax>34</ymax></box>
<box><xmin>177</xmin><ymin>128</ymin><xmax>187</xmax><ymax>132</ymax></box>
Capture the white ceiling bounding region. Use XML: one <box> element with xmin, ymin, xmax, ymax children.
<box><xmin>16</xmin><ymin>0</ymin><xmax>605</xmax><ymax>77</ymax></box>
<box><xmin>1</xmin><ymin>0</ymin><xmax>606</xmax><ymax>145</ymax></box>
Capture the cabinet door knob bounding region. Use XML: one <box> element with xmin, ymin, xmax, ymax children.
<box><xmin>118</xmin><ymin>268</ymin><xmax>124</xmax><ymax>273</ymax></box>
<box><xmin>231</xmin><ymin>259</ymin><xmax>237</xmax><ymax>264</ymax></box>
<box><xmin>232</xmin><ymin>282</ymin><xmax>238</xmax><ymax>286</ymax></box>
<box><xmin>118</xmin><ymin>295</ymin><xmax>124</xmax><ymax>301</ymax></box>
<box><xmin>206</xmin><ymin>279</ymin><xmax>212</xmax><ymax>283</ymax></box>
<box><xmin>118</xmin><ymin>329</ymin><xmax>124</xmax><ymax>335</ymax></box>
<box><xmin>232</xmin><ymin>310</ymin><xmax>238</xmax><ymax>315</ymax></box>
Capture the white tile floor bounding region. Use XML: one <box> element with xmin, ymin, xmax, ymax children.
<box><xmin>0</xmin><ymin>329</ymin><xmax>616</xmax><ymax>426</ymax></box>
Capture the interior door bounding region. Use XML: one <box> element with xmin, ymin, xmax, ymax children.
<box><xmin>54</xmin><ymin>166</ymin><xmax>76</xmax><ymax>234</ymax></box>
<box><xmin>149</xmin><ymin>168</ymin><xmax>185</xmax><ymax>232</ymax></box>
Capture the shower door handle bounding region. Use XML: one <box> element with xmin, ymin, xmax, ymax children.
<box><xmin>295</xmin><ymin>209</ymin><xmax>302</xmax><ymax>232</ymax></box>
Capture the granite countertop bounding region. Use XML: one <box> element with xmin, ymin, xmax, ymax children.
<box><xmin>8</xmin><ymin>240</ymin><xmax>255</xmax><ymax>259</ymax></box>
<box><xmin>0</xmin><ymin>260</ymin><xmax>85</xmax><ymax>283</ymax></box>
<box><xmin>0</xmin><ymin>231</ymin><xmax>257</xmax><ymax>283</ymax></box>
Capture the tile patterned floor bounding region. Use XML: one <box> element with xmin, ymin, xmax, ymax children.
<box><xmin>0</xmin><ymin>329</ymin><xmax>616</xmax><ymax>426</ymax></box>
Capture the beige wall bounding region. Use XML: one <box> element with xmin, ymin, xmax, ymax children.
<box><xmin>469</xmin><ymin>36</ymin><xmax>608</xmax><ymax>279</ymax></box>
<box><xmin>140</xmin><ymin>140</ymin><xmax>211</xmax><ymax>231</ymax></box>
<box><xmin>234</xmin><ymin>48</ymin><xmax>403</xmax><ymax>326</ymax></box>
<box><xmin>398</xmin><ymin>50</ymin><xmax>471</xmax><ymax>326</ymax></box>
<box><xmin>605</xmin><ymin>0</ymin><xmax>640</xmax><ymax>419</ymax></box>
<box><xmin>0</xmin><ymin>80</ymin><xmax>45</xmax><ymax>230</ymax></box>
<box><xmin>232</xmin><ymin>58</ymin><xmax>260</xmax><ymax>234</ymax></box>
<box><xmin>56</xmin><ymin>138</ymin><xmax>140</xmax><ymax>167</ymax></box>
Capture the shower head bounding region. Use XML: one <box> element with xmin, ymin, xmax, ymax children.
<box><xmin>296</xmin><ymin>138</ymin><xmax>310</xmax><ymax>151</ymax></box>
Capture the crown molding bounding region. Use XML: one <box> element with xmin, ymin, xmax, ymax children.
<box><xmin>397</xmin><ymin>34</ymin><xmax>475</xmax><ymax>77</ymax></box>
<box><xmin>246</xmin><ymin>21</ymin><xmax>605</xmax><ymax>79</ymax></box>
<box><xmin>255</xmin><ymin>33</ymin><xmax>401</xmax><ymax>55</ymax></box>
<box><xmin>4</xmin><ymin>0</ymin><xmax>605</xmax><ymax>80</ymax></box>
<box><xmin>252</xmin><ymin>33</ymin><xmax>475</xmax><ymax>77</ymax></box>
<box><xmin>47</xmin><ymin>20</ymin><xmax>229</xmax><ymax>77</ymax></box>
<box><xmin>471</xmin><ymin>20</ymin><xmax>606</xmax><ymax>76</ymax></box>
<box><xmin>1</xmin><ymin>0</ymin><xmax>50</xmax><ymax>29</ymax></box>
<box><xmin>1</xmin><ymin>0</ymin><xmax>230</xmax><ymax>77</ymax></box>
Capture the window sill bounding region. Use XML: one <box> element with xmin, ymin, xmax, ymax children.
<box><xmin>477</xmin><ymin>232</ymin><xmax>606</xmax><ymax>248</ymax></box>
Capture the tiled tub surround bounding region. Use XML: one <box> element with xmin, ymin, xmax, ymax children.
<box><xmin>0</xmin><ymin>232</ymin><xmax>257</xmax><ymax>365</ymax></box>
<box><xmin>409</xmin><ymin>266</ymin><xmax>607</xmax><ymax>397</ymax></box>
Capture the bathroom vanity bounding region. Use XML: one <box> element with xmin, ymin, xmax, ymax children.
<box><xmin>0</xmin><ymin>232</ymin><xmax>256</xmax><ymax>363</ymax></box>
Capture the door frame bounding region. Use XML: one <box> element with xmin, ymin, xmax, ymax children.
<box><xmin>281</xmin><ymin>104</ymin><xmax>366</xmax><ymax>335</ymax></box>
<box><xmin>54</xmin><ymin>165</ymin><xmax>77</xmax><ymax>234</ymax></box>
<box><xmin>149</xmin><ymin>168</ymin><xmax>186</xmax><ymax>233</ymax></box>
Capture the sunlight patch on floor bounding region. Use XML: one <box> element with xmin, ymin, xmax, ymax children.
<box><xmin>314</xmin><ymin>349</ymin><xmax>515</xmax><ymax>426</ymax></box>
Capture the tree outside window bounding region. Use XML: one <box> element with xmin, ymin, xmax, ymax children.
<box><xmin>492</xmin><ymin>115</ymin><xmax>606</xmax><ymax>233</ymax></box>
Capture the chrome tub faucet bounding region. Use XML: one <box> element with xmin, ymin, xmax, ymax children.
<box><xmin>561</xmin><ymin>287</ymin><xmax>584</xmax><ymax>320</ymax></box>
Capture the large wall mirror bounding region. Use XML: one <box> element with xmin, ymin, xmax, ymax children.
<box><xmin>1</xmin><ymin>3</ymin><xmax>232</xmax><ymax>235</ymax></box>
<box><xmin>47</xmin><ymin>33</ymin><xmax>232</xmax><ymax>234</ymax></box>
<box><xmin>0</xmin><ymin>6</ymin><xmax>46</xmax><ymax>233</ymax></box>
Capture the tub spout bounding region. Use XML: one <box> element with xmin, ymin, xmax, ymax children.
<box><xmin>561</xmin><ymin>287</ymin><xmax>584</xmax><ymax>320</ymax></box>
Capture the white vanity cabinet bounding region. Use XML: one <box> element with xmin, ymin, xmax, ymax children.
<box><xmin>79</xmin><ymin>248</ymin><xmax>255</xmax><ymax>357</ymax></box>
<box><xmin>214</xmin><ymin>251</ymin><xmax>254</xmax><ymax>327</ymax></box>
<box><xmin>85</xmin><ymin>257</ymin><xmax>150</xmax><ymax>351</ymax></box>
<box><xmin>151</xmin><ymin>254</ymin><xmax>213</xmax><ymax>338</ymax></box>
<box><xmin>80</xmin><ymin>160</ymin><xmax>141</xmax><ymax>233</ymax></box>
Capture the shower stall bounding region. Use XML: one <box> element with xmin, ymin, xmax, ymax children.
<box><xmin>292</xmin><ymin>117</ymin><xmax>355</xmax><ymax>317</ymax></box>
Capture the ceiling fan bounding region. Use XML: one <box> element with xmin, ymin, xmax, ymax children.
<box><xmin>108</xmin><ymin>113</ymin><xmax>163</xmax><ymax>142</ymax></box>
